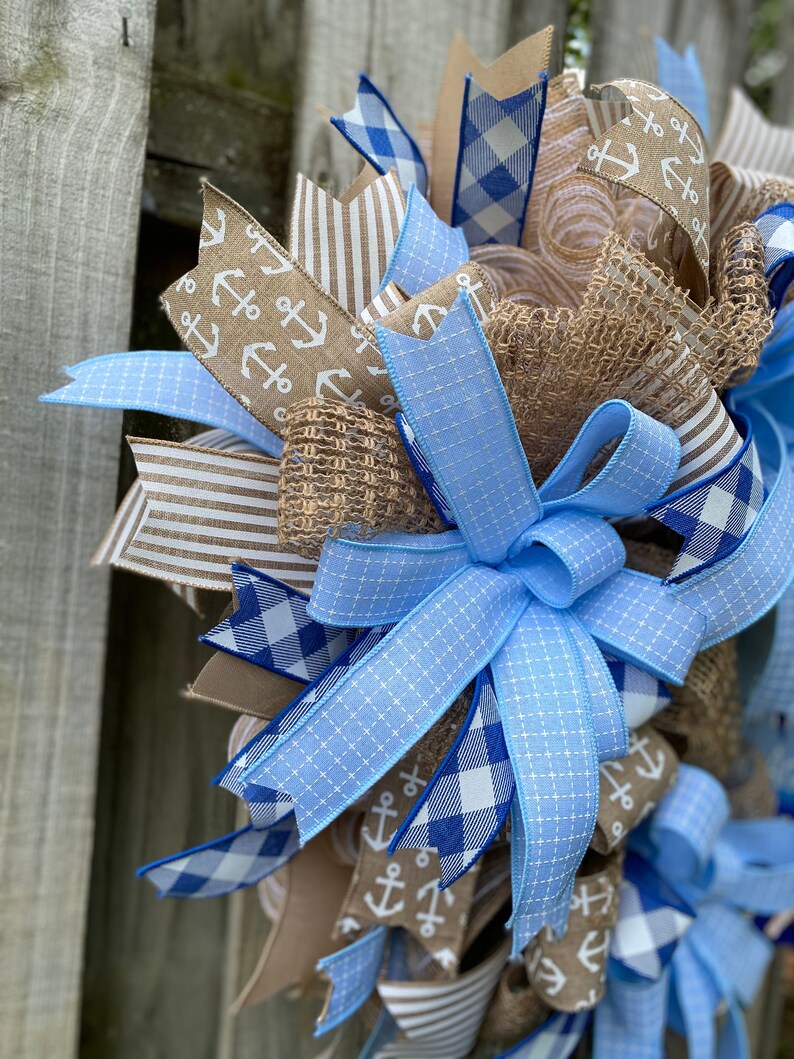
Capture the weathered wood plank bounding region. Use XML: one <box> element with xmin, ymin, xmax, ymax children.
<box><xmin>0</xmin><ymin>2</ymin><xmax>156</xmax><ymax>1055</ymax></box>
<box><xmin>587</xmin><ymin>0</ymin><xmax>754</xmax><ymax>136</ymax></box>
<box><xmin>145</xmin><ymin>63</ymin><xmax>292</xmax><ymax>232</ymax></box>
<box><xmin>291</xmin><ymin>0</ymin><xmax>516</xmax><ymax>193</ymax></box>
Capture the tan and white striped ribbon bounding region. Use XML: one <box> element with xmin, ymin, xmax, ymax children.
<box><xmin>709</xmin><ymin>162</ymin><xmax>769</xmax><ymax>249</ymax></box>
<box><xmin>289</xmin><ymin>169</ymin><xmax>405</xmax><ymax>318</ymax></box>
<box><xmin>376</xmin><ymin>940</ymin><xmax>509</xmax><ymax>1058</ymax></box>
<box><xmin>358</xmin><ymin>281</ymin><xmax>406</xmax><ymax>326</ymax></box>
<box><xmin>713</xmin><ymin>87</ymin><xmax>794</xmax><ymax>175</ymax></box>
<box><xmin>119</xmin><ymin>437</ymin><xmax>316</xmax><ymax>592</ymax></box>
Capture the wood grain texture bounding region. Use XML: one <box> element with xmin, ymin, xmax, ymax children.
<box><xmin>0</xmin><ymin>1</ymin><xmax>155</xmax><ymax>1056</ymax></box>
<box><xmin>586</xmin><ymin>0</ymin><xmax>754</xmax><ymax>136</ymax></box>
<box><xmin>291</xmin><ymin>0</ymin><xmax>515</xmax><ymax>194</ymax></box>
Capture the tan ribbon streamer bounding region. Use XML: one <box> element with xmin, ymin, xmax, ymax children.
<box><xmin>376</xmin><ymin>939</ymin><xmax>510</xmax><ymax>1059</ymax></box>
<box><xmin>431</xmin><ymin>28</ymin><xmax>553</xmax><ymax>223</ymax></box>
<box><xmin>125</xmin><ymin>436</ymin><xmax>316</xmax><ymax>591</ymax></box>
<box><xmin>579</xmin><ymin>80</ymin><xmax>710</xmax><ymax>302</ymax></box>
<box><xmin>232</xmin><ymin>828</ymin><xmax>354</xmax><ymax>1011</ymax></box>
<box><xmin>591</xmin><ymin>726</ymin><xmax>679</xmax><ymax>855</ymax></box>
<box><xmin>526</xmin><ymin>852</ymin><xmax>623</xmax><ymax>1012</ymax></box>
<box><xmin>189</xmin><ymin>638</ymin><xmax>303</xmax><ymax>720</ymax></box>
<box><xmin>163</xmin><ymin>184</ymin><xmax>394</xmax><ymax>435</ymax></box>
<box><xmin>288</xmin><ymin>169</ymin><xmax>405</xmax><ymax>317</ymax></box>
<box><xmin>337</xmin><ymin>731</ymin><xmax>479</xmax><ymax>974</ymax></box>
<box><xmin>713</xmin><ymin>87</ymin><xmax>794</xmax><ymax>175</ymax></box>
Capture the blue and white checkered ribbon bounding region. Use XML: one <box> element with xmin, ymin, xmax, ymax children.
<box><xmin>654</xmin><ymin>39</ymin><xmax>709</xmax><ymax>139</ymax></box>
<box><xmin>379</xmin><ymin>184</ymin><xmax>468</xmax><ymax>297</ymax></box>
<box><xmin>395</xmin><ymin>412</ymin><xmax>456</xmax><ymax>526</ymax></box>
<box><xmin>648</xmin><ymin>414</ymin><xmax>766</xmax><ymax>582</ymax></box>
<box><xmin>315</xmin><ymin>926</ymin><xmax>388</xmax><ymax>1036</ymax></box>
<box><xmin>496</xmin><ymin>1011</ymin><xmax>590</xmax><ymax>1059</ymax></box>
<box><xmin>202</xmin><ymin>564</ymin><xmax>357</xmax><ymax>684</ymax></box>
<box><xmin>331</xmin><ymin>74</ymin><xmax>427</xmax><ymax>196</ymax></box>
<box><xmin>754</xmin><ymin>202</ymin><xmax>794</xmax><ymax>310</ymax></box>
<box><xmin>39</xmin><ymin>349</ymin><xmax>282</xmax><ymax>455</ymax></box>
<box><xmin>138</xmin><ymin>817</ymin><xmax>299</xmax><ymax>898</ymax></box>
<box><xmin>452</xmin><ymin>73</ymin><xmax>548</xmax><ymax>246</ymax></box>
<box><xmin>235</xmin><ymin>293</ymin><xmax>716</xmax><ymax>951</ymax></box>
<box><xmin>390</xmin><ymin>666</ymin><xmax>513</xmax><ymax>887</ymax></box>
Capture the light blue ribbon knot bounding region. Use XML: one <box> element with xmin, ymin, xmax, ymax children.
<box><xmin>237</xmin><ymin>290</ymin><xmax>711</xmax><ymax>953</ymax></box>
<box><xmin>598</xmin><ymin>765</ymin><xmax>794</xmax><ymax>1059</ymax></box>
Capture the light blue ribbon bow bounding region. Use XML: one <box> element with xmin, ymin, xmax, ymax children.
<box><xmin>236</xmin><ymin>291</ymin><xmax>714</xmax><ymax>952</ymax></box>
<box><xmin>595</xmin><ymin>765</ymin><xmax>794</xmax><ymax>1059</ymax></box>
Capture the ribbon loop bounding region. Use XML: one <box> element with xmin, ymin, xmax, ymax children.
<box><xmin>540</xmin><ymin>399</ymin><xmax>681</xmax><ymax>516</ymax></box>
<box><xmin>506</xmin><ymin>511</ymin><xmax>626</xmax><ymax>608</ymax></box>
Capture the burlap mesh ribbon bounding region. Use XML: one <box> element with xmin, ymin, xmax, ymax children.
<box><xmin>278</xmin><ymin>397</ymin><xmax>442</xmax><ymax>559</ymax></box>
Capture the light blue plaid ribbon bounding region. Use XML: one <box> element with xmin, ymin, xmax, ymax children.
<box><xmin>39</xmin><ymin>349</ymin><xmax>282</xmax><ymax>455</ymax></box>
<box><xmin>594</xmin><ymin>765</ymin><xmax>794</xmax><ymax>1059</ymax></box>
<box><xmin>753</xmin><ymin>202</ymin><xmax>794</xmax><ymax>310</ymax></box>
<box><xmin>379</xmin><ymin>183</ymin><xmax>468</xmax><ymax>296</ymax></box>
<box><xmin>654</xmin><ymin>39</ymin><xmax>709</xmax><ymax>139</ymax></box>
<box><xmin>236</xmin><ymin>292</ymin><xmax>713</xmax><ymax>951</ymax></box>
<box><xmin>330</xmin><ymin>74</ymin><xmax>428</xmax><ymax>196</ymax></box>
<box><xmin>314</xmin><ymin>926</ymin><xmax>388</xmax><ymax>1037</ymax></box>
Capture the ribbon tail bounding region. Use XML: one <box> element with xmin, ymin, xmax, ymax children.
<box><xmin>493</xmin><ymin>603</ymin><xmax>601</xmax><ymax>953</ymax></box>
<box><xmin>314</xmin><ymin>926</ymin><xmax>389</xmax><ymax>1037</ymax></box>
<box><xmin>242</xmin><ymin>564</ymin><xmax>528</xmax><ymax>842</ymax></box>
<box><xmin>592</xmin><ymin>971</ymin><xmax>669</xmax><ymax>1059</ymax></box>
<box><xmin>39</xmin><ymin>349</ymin><xmax>282</xmax><ymax>455</ymax></box>
<box><xmin>389</xmin><ymin>665</ymin><xmax>515</xmax><ymax>887</ymax></box>
<box><xmin>137</xmin><ymin>818</ymin><xmax>299</xmax><ymax>898</ymax></box>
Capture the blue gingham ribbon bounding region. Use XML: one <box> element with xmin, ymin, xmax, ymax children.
<box><xmin>331</xmin><ymin>74</ymin><xmax>428</xmax><ymax>196</ymax></box>
<box><xmin>39</xmin><ymin>349</ymin><xmax>282</xmax><ymax>455</ymax></box>
<box><xmin>654</xmin><ymin>39</ymin><xmax>709</xmax><ymax>139</ymax></box>
<box><xmin>452</xmin><ymin>73</ymin><xmax>548</xmax><ymax>247</ymax></box>
<box><xmin>647</xmin><ymin>414</ymin><xmax>767</xmax><ymax>582</ymax></box>
<box><xmin>236</xmin><ymin>292</ymin><xmax>713</xmax><ymax>951</ymax></box>
<box><xmin>202</xmin><ymin>564</ymin><xmax>357</xmax><ymax>684</ymax></box>
<box><xmin>389</xmin><ymin>666</ymin><xmax>513</xmax><ymax>887</ymax></box>
<box><xmin>395</xmin><ymin>412</ymin><xmax>456</xmax><ymax>526</ymax></box>
<box><xmin>138</xmin><ymin>817</ymin><xmax>299</xmax><ymax>898</ymax></box>
<box><xmin>754</xmin><ymin>202</ymin><xmax>794</xmax><ymax>310</ymax></box>
<box><xmin>496</xmin><ymin>1011</ymin><xmax>591</xmax><ymax>1059</ymax></box>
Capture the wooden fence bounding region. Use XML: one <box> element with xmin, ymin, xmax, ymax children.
<box><xmin>1</xmin><ymin>1</ymin><xmax>791</xmax><ymax>1056</ymax></box>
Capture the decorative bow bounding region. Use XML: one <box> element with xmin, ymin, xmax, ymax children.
<box><xmin>232</xmin><ymin>289</ymin><xmax>715</xmax><ymax>954</ymax></box>
<box><xmin>501</xmin><ymin>765</ymin><xmax>794</xmax><ymax>1059</ymax></box>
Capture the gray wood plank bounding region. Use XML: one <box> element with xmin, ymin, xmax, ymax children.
<box><xmin>0</xmin><ymin>2</ymin><xmax>156</xmax><ymax>1056</ymax></box>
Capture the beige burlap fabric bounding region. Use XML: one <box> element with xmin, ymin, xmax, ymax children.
<box><xmin>525</xmin><ymin>850</ymin><xmax>623</xmax><ymax>1012</ymax></box>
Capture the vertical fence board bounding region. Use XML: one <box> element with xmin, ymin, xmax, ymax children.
<box><xmin>0</xmin><ymin>2</ymin><xmax>155</xmax><ymax>1056</ymax></box>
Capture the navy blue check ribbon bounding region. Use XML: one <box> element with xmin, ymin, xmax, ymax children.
<box><xmin>331</xmin><ymin>73</ymin><xmax>428</xmax><ymax>196</ymax></box>
<box><xmin>754</xmin><ymin>202</ymin><xmax>794</xmax><ymax>310</ymax></box>
<box><xmin>647</xmin><ymin>414</ymin><xmax>767</xmax><ymax>582</ymax></box>
<box><xmin>451</xmin><ymin>72</ymin><xmax>548</xmax><ymax>246</ymax></box>
<box><xmin>202</xmin><ymin>564</ymin><xmax>358</xmax><ymax>684</ymax></box>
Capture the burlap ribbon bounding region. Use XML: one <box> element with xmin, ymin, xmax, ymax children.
<box><xmin>525</xmin><ymin>851</ymin><xmax>623</xmax><ymax>1012</ymax></box>
<box><xmin>578</xmin><ymin>79</ymin><xmax>710</xmax><ymax>303</ymax></box>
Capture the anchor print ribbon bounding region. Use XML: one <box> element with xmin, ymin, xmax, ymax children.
<box><xmin>578</xmin><ymin>79</ymin><xmax>710</xmax><ymax>302</ymax></box>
